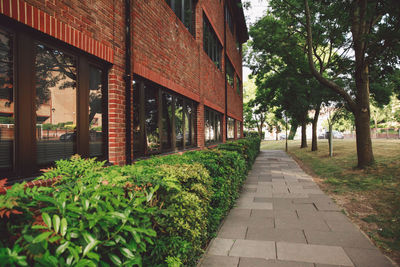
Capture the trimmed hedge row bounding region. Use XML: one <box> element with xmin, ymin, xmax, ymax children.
<box><xmin>0</xmin><ymin>137</ymin><xmax>260</xmax><ymax>267</ymax></box>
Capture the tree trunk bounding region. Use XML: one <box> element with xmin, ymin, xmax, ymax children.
<box><xmin>328</xmin><ymin>123</ymin><xmax>333</xmax><ymax>157</ymax></box>
<box><xmin>354</xmin><ymin>110</ymin><xmax>374</xmax><ymax>167</ymax></box>
<box><xmin>289</xmin><ymin>121</ymin><xmax>298</xmax><ymax>140</ymax></box>
<box><xmin>311</xmin><ymin>104</ymin><xmax>321</xmax><ymax>151</ymax></box>
<box><xmin>301</xmin><ymin>121</ymin><xmax>307</xmax><ymax>148</ymax></box>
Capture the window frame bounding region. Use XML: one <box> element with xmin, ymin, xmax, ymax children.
<box><xmin>165</xmin><ymin>0</ymin><xmax>195</xmax><ymax>36</ymax></box>
<box><xmin>0</xmin><ymin>17</ymin><xmax>109</xmax><ymax>180</ymax></box>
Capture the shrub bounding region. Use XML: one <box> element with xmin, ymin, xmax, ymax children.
<box><xmin>0</xmin><ymin>137</ymin><xmax>261</xmax><ymax>266</ymax></box>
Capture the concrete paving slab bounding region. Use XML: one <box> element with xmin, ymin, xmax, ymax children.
<box><xmin>229</xmin><ymin>239</ymin><xmax>276</xmax><ymax>259</ymax></box>
<box><xmin>208</xmin><ymin>238</ymin><xmax>235</xmax><ymax>256</ymax></box>
<box><xmin>201</xmin><ymin>255</ymin><xmax>239</xmax><ymax>267</ymax></box>
<box><xmin>343</xmin><ymin>247</ymin><xmax>395</xmax><ymax>267</ymax></box>
<box><xmin>238</xmin><ymin>258</ymin><xmax>314</xmax><ymax>267</ymax></box>
<box><xmin>275</xmin><ymin>217</ymin><xmax>330</xmax><ymax>231</ymax></box>
<box><xmin>236</xmin><ymin>201</ymin><xmax>273</xmax><ymax>210</ymax></box>
<box><xmin>296</xmin><ymin>210</ymin><xmax>350</xmax><ymax>222</ymax></box>
<box><xmin>325</xmin><ymin>219</ymin><xmax>361</xmax><ymax>232</ymax></box>
<box><xmin>218</xmin><ymin>224</ymin><xmax>247</xmax><ymax>239</ymax></box>
<box><xmin>277</xmin><ymin>242</ymin><xmax>354</xmax><ymax>266</ymax></box>
<box><xmin>304</xmin><ymin>230</ymin><xmax>375</xmax><ymax>249</ymax></box>
<box><xmin>250</xmin><ymin>209</ymin><xmax>275</xmax><ymax>219</ymax></box>
<box><xmin>246</xmin><ymin>226</ymin><xmax>307</xmax><ymax>243</ymax></box>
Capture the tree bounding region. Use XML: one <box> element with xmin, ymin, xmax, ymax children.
<box><xmin>301</xmin><ymin>0</ymin><xmax>400</xmax><ymax>167</ymax></box>
<box><xmin>247</xmin><ymin>12</ymin><xmax>338</xmax><ymax>151</ymax></box>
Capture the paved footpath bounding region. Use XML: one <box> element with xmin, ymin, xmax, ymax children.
<box><xmin>199</xmin><ymin>150</ymin><xmax>396</xmax><ymax>267</ymax></box>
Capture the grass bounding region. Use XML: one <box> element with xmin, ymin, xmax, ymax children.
<box><xmin>261</xmin><ymin>139</ymin><xmax>400</xmax><ymax>264</ymax></box>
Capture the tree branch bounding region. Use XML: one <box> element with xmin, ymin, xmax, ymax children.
<box><xmin>304</xmin><ymin>0</ymin><xmax>357</xmax><ymax>112</ymax></box>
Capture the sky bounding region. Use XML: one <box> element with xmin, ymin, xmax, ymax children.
<box><xmin>242</xmin><ymin>0</ymin><xmax>269</xmax><ymax>81</ymax></box>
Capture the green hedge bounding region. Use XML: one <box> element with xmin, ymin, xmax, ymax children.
<box><xmin>0</xmin><ymin>137</ymin><xmax>260</xmax><ymax>267</ymax></box>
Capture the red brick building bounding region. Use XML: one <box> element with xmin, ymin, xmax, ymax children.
<box><xmin>0</xmin><ymin>0</ymin><xmax>248</xmax><ymax>180</ymax></box>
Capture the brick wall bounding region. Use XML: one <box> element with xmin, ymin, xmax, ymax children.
<box><xmin>1</xmin><ymin>0</ymin><xmax>245</xmax><ymax>168</ymax></box>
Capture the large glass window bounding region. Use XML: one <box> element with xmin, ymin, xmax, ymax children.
<box><xmin>227</xmin><ymin>117</ymin><xmax>235</xmax><ymax>139</ymax></box>
<box><xmin>203</xmin><ymin>14</ymin><xmax>222</xmax><ymax>69</ymax></box>
<box><xmin>185</xmin><ymin>101</ymin><xmax>194</xmax><ymax>146</ymax></box>
<box><xmin>89</xmin><ymin>66</ymin><xmax>104</xmax><ymax>157</ymax></box>
<box><xmin>226</xmin><ymin>58</ymin><xmax>234</xmax><ymax>86</ymax></box>
<box><xmin>0</xmin><ymin>29</ymin><xmax>13</xmax><ymax>170</ymax></box>
<box><xmin>145</xmin><ymin>84</ymin><xmax>160</xmax><ymax>154</ymax></box>
<box><xmin>236</xmin><ymin>75</ymin><xmax>241</xmax><ymax>95</ymax></box>
<box><xmin>225</xmin><ymin>5</ymin><xmax>234</xmax><ymax>34</ymax></box>
<box><xmin>166</xmin><ymin>0</ymin><xmax>194</xmax><ymax>35</ymax></box>
<box><xmin>35</xmin><ymin>44</ymin><xmax>77</xmax><ymax>165</ymax></box>
<box><xmin>175</xmin><ymin>97</ymin><xmax>184</xmax><ymax>149</ymax></box>
<box><xmin>161</xmin><ymin>92</ymin><xmax>173</xmax><ymax>151</ymax></box>
<box><xmin>237</xmin><ymin>120</ymin><xmax>241</xmax><ymax>139</ymax></box>
<box><xmin>204</xmin><ymin>107</ymin><xmax>222</xmax><ymax>145</ymax></box>
<box><xmin>133</xmin><ymin>78</ymin><xmax>197</xmax><ymax>158</ymax></box>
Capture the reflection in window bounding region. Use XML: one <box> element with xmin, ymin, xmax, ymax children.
<box><xmin>185</xmin><ymin>101</ymin><xmax>193</xmax><ymax>146</ymax></box>
<box><xmin>0</xmin><ymin>30</ymin><xmax>13</xmax><ymax>169</ymax></box>
<box><xmin>133</xmin><ymin>78</ymin><xmax>197</xmax><ymax>157</ymax></box>
<box><xmin>205</xmin><ymin>107</ymin><xmax>222</xmax><ymax>144</ymax></box>
<box><xmin>204</xmin><ymin>108</ymin><xmax>210</xmax><ymax>142</ymax></box>
<box><xmin>226</xmin><ymin>58</ymin><xmax>234</xmax><ymax>86</ymax></box>
<box><xmin>145</xmin><ymin>84</ymin><xmax>160</xmax><ymax>154</ymax></box>
<box><xmin>162</xmin><ymin>92</ymin><xmax>173</xmax><ymax>150</ymax></box>
<box><xmin>133</xmin><ymin>81</ymin><xmax>142</xmax><ymax>157</ymax></box>
<box><xmin>89</xmin><ymin>66</ymin><xmax>103</xmax><ymax>157</ymax></box>
<box><xmin>35</xmin><ymin>44</ymin><xmax>77</xmax><ymax>165</ymax></box>
<box><xmin>227</xmin><ymin>117</ymin><xmax>235</xmax><ymax>139</ymax></box>
<box><xmin>237</xmin><ymin>120</ymin><xmax>241</xmax><ymax>139</ymax></box>
<box><xmin>236</xmin><ymin>76</ymin><xmax>241</xmax><ymax>95</ymax></box>
<box><xmin>166</xmin><ymin>0</ymin><xmax>194</xmax><ymax>35</ymax></box>
<box><xmin>175</xmin><ymin>97</ymin><xmax>183</xmax><ymax>149</ymax></box>
<box><xmin>203</xmin><ymin>14</ymin><xmax>222</xmax><ymax>69</ymax></box>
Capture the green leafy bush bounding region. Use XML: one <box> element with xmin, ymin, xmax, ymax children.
<box><xmin>0</xmin><ymin>137</ymin><xmax>260</xmax><ymax>266</ymax></box>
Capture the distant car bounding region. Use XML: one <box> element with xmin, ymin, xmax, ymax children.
<box><xmin>332</xmin><ymin>130</ymin><xmax>344</xmax><ymax>139</ymax></box>
<box><xmin>60</xmin><ymin>132</ymin><xmax>76</xmax><ymax>141</ymax></box>
<box><xmin>322</xmin><ymin>131</ymin><xmax>344</xmax><ymax>139</ymax></box>
<box><xmin>279</xmin><ymin>134</ymin><xmax>287</xmax><ymax>140</ymax></box>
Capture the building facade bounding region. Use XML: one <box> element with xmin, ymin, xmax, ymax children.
<box><xmin>0</xmin><ymin>0</ymin><xmax>248</xmax><ymax>180</ymax></box>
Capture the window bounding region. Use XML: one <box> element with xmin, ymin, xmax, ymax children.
<box><xmin>227</xmin><ymin>117</ymin><xmax>235</xmax><ymax>139</ymax></box>
<box><xmin>203</xmin><ymin>14</ymin><xmax>222</xmax><ymax>69</ymax></box>
<box><xmin>236</xmin><ymin>75</ymin><xmax>241</xmax><ymax>95</ymax></box>
<box><xmin>204</xmin><ymin>107</ymin><xmax>222</xmax><ymax>144</ymax></box>
<box><xmin>225</xmin><ymin>5</ymin><xmax>234</xmax><ymax>34</ymax></box>
<box><xmin>226</xmin><ymin>58</ymin><xmax>234</xmax><ymax>86</ymax></box>
<box><xmin>0</xmin><ymin>25</ymin><xmax>108</xmax><ymax>179</ymax></box>
<box><xmin>166</xmin><ymin>0</ymin><xmax>195</xmax><ymax>35</ymax></box>
<box><xmin>237</xmin><ymin>120</ymin><xmax>241</xmax><ymax>139</ymax></box>
<box><xmin>133</xmin><ymin>77</ymin><xmax>197</xmax><ymax>158</ymax></box>
<box><xmin>0</xmin><ymin>29</ymin><xmax>13</xmax><ymax>171</ymax></box>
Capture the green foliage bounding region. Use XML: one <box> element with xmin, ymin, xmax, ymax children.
<box><xmin>0</xmin><ymin>137</ymin><xmax>261</xmax><ymax>266</ymax></box>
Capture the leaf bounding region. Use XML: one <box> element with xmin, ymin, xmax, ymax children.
<box><xmin>82</xmin><ymin>232</ymin><xmax>95</xmax><ymax>244</ymax></box>
<box><xmin>0</xmin><ymin>178</ymin><xmax>7</xmax><ymax>187</ymax></box>
<box><xmin>60</xmin><ymin>218</ymin><xmax>67</xmax><ymax>236</ymax></box>
<box><xmin>42</xmin><ymin>212</ymin><xmax>52</xmax><ymax>229</ymax></box>
<box><xmin>32</xmin><ymin>225</ymin><xmax>48</xmax><ymax>230</ymax></box>
<box><xmin>67</xmin><ymin>246</ymin><xmax>79</xmax><ymax>263</ymax></box>
<box><xmin>87</xmin><ymin>252</ymin><xmax>100</xmax><ymax>262</ymax></box>
<box><xmin>48</xmin><ymin>235</ymin><xmax>61</xmax><ymax>243</ymax></box>
<box><xmin>110</xmin><ymin>212</ymin><xmax>127</xmax><ymax>221</ymax></box>
<box><xmin>32</xmin><ymin>231</ymin><xmax>52</xmax><ymax>243</ymax></box>
<box><xmin>83</xmin><ymin>239</ymin><xmax>100</xmax><ymax>257</ymax></box>
<box><xmin>53</xmin><ymin>214</ymin><xmax>60</xmax><ymax>233</ymax></box>
<box><xmin>82</xmin><ymin>199</ymin><xmax>90</xmax><ymax>211</ymax></box>
<box><xmin>109</xmin><ymin>254</ymin><xmax>122</xmax><ymax>265</ymax></box>
<box><xmin>55</xmin><ymin>241</ymin><xmax>70</xmax><ymax>256</ymax></box>
<box><xmin>120</xmin><ymin>247</ymin><xmax>135</xmax><ymax>259</ymax></box>
<box><xmin>76</xmin><ymin>259</ymin><xmax>96</xmax><ymax>267</ymax></box>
